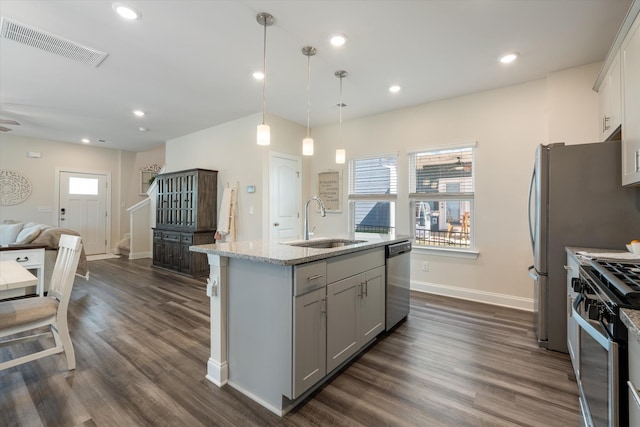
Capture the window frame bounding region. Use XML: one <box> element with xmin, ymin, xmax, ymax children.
<box><xmin>347</xmin><ymin>153</ymin><xmax>398</xmax><ymax>235</ymax></box>
<box><xmin>409</xmin><ymin>142</ymin><xmax>478</xmax><ymax>255</ymax></box>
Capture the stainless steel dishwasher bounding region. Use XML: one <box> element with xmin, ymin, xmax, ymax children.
<box><xmin>385</xmin><ymin>240</ymin><xmax>411</xmax><ymax>331</ymax></box>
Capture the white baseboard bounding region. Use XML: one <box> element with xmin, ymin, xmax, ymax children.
<box><xmin>128</xmin><ymin>251</ymin><xmax>152</xmax><ymax>260</ymax></box>
<box><xmin>411</xmin><ymin>279</ymin><xmax>533</xmax><ymax>311</ymax></box>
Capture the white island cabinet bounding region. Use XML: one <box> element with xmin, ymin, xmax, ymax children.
<box><xmin>191</xmin><ymin>236</ymin><xmax>407</xmax><ymax>416</ymax></box>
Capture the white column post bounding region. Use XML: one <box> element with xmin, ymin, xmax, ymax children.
<box><xmin>205</xmin><ymin>254</ymin><xmax>229</xmax><ymax>386</ymax></box>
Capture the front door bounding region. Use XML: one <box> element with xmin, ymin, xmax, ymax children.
<box><xmin>59</xmin><ymin>171</ymin><xmax>108</xmax><ymax>255</ymax></box>
<box><xmin>269</xmin><ymin>152</ymin><xmax>301</xmax><ymax>242</ymax></box>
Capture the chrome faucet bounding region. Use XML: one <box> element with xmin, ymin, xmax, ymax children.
<box><xmin>304</xmin><ymin>196</ymin><xmax>326</xmax><ymax>240</ymax></box>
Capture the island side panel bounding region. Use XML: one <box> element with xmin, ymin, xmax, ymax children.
<box><xmin>227</xmin><ymin>258</ymin><xmax>293</xmax><ymax>414</ymax></box>
<box><xmin>206</xmin><ymin>254</ymin><xmax>229</xmax><ymax>386</ymax></box>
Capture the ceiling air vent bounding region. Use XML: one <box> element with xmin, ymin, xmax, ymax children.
<box><xmin>0</xmin><ymin>17</ymin><xmax>108</xmax><ymax>67</ymax></box>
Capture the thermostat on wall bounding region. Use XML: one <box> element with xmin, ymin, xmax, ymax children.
<box><xmin>247</xmin><ymin>185</ymin><xmax>256</xmax><ymax>193</ymax></box>
<box><xmin>27</xmin><ymin>151</ymin><xmax>41</xmax><ymax>158</ymax></box>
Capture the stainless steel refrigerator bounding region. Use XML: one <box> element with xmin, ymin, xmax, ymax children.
<box><xmin>528</xmin><ymin>141</ymin><xmax>640</xmax><ymax>353</ymax></box>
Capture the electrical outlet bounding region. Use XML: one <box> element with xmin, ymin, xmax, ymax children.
<box><xmin>421</xmin><ymin>261</ymin><xmax>429</xmax><ymax>272</ymax></box>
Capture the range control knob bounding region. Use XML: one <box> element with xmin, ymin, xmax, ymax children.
<box><xmin>587</xmin><ymin>301</ymin><xmax>602</xmax><ymax>320</ymax></box>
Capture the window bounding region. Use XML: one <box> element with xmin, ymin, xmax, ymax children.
<box><xmin>348</xmin><ymin>155</ymin><xmax>397</xmax><ymax>235</ymax></box>
<box><xmin>68</xmin><ymin>177</ymin><xmax>98</xmax><ymax>195</ymax></box>
<box><xmin>409</xmin><ymin>144</ymin><xmax>474</xmax><ymax>249</ymax></box>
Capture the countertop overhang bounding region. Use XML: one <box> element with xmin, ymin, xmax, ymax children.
<box><xmin>190</xmin><ymin>234</ymin><xmax>411</xmax><ymax>266</ymax></box>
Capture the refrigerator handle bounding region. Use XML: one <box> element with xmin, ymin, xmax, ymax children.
<box><xmin>528</xmin><ymin>167</ymin><xmax>536</xmax><ymax>252</ymax></box>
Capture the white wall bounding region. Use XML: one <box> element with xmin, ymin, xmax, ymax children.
<box><xmin>0</xmin><ymin>134</ymin><xmax>137</xmax><ymax>249</ymax></box>
<box><xmin>304</xmin><ymin>62</ymin><xmax>602</xmax><ymax>310</ymax></box>
<box><xmin>165</xmin><ymin>112</ymin><xmax>305</xmax><ymax>242</ymax></box>
<box><xmin>547</xmin><ymin>62</ymin><xmax>601</xmax><ymax>144</ymax></box>
<box><xmin>0</xmin><ymin>134</ymin><xmax>165</xmax><ymax>253</ymax></box>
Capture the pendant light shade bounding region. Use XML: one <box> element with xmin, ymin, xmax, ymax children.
<box><xmin>335</xmin><ymin>70</ymin><xmax>348</xmax><ymax>164</ymax></box>
<box><xmin>256</xmin><ymin>12</ymin><xmax>274</xmax><ymax>146</ymax></box>
<box><xmin>302</xmin><ymin>46</ymin><xmax>316</xmax><ymax>156</ymax></box>
<box><xmin>257</xmin><ymin>123</ymin><xmax>270</xmax><ymax>145</ymax></box>
<box><xmin>303</xmin><ymin>137</ymin><xmax>314</xmax><ymax>155</ymax></box>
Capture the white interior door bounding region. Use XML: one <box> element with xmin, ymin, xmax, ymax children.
<box><xmin>269</xmin><ymin>153</ymin><xmax>301</xmax><ymax>242</ymax></box>
<box><xmin>59</xmin><ymin>171</ymin><xmax>108</xmax><ymax>255</ymax></box>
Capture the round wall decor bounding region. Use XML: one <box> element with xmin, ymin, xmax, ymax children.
<box><xmin>0</xmin><ymin>170</ymin><xmax>32</xmax><ymax>206</ymax></box>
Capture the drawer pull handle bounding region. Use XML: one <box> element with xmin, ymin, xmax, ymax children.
<box><xmin>307</xmin><ymin>274</ymin><xmax>324</xmax><ymax>281</ymax></box>
<box><xmin>629</xmin><ymin>381</ymin><xmax>640</xmax><ymax>409</ymax></box>
<box><xmin>16</xmin><ymin>256</ymin><xmax>29</xmax><ymax>263</ymax></box>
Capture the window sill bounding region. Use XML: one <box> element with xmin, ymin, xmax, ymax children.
<box><xmin>412</xmin><ymin>245</ymin><xmax>479</xmax><ymax>259</ymax></box>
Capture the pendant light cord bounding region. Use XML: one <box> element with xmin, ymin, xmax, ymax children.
<box><xmin>262</xmin><ymin>20</ymin><xmax>267</xmax><ymax>125</ymax></box>
<box><xmin>339</xmin><ymin>74</ymin><xmax>343</xmax><ymax>147</ymax></box>
<box><xmin>306</xmin><ymin>54</ymin><xmax>311</xmax><ymax>138</ymax></box>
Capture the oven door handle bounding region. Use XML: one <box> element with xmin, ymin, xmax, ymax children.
<box><xmin>571</xmin><ymin>299</ymin><xmax>616</xmax><ymax>351</ymax></box>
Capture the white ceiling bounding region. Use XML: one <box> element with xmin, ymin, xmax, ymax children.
<box><xmin>0</xmin><ymin>0</ymin><xmax>633</xmax><ymax>152</ymax></box>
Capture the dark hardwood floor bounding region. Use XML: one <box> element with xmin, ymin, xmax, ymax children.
<box><xmin>1</xmin><ymin>257</ymin><xmax>581</xmax><ymax>426</ymax></box>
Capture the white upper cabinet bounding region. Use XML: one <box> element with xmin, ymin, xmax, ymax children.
<box><xmin>595</xmin><ymin>1</ymin><xmax>640</xmax><ymax>186</ymax></box>
<box><xmin>598</xmin><ymin>51</ymin><xmax>621</xmax><ymax>141</ymax></box>
<box><xmin>622</xmin><ymin>11</ymin><xmax>640</xmax><ymax>186</ymax></box>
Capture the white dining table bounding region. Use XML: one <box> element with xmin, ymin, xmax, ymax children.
<box><xmin>0</xmin><ymin>260</ymin><xmax>39</xmax><ymax>294</ymax></box>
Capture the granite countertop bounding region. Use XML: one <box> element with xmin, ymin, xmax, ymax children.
<box><xmin>190</xmin><ymin>234</ymin><xmax>411</xmax><ymax>266</ymax></box>
<box><xmin>566</xmin><ymin>246</ymin><xmax>640</xmax><ymax>343</ymax></box>
<box><xmin>622</xmin><ymin>309</ymin><xmax>640</xmax><ymax>344</ymax></box>
<box><xmin>565</xmin><ymin>246</ymin><xmax>630</xmax><ymax>264</ymax></box>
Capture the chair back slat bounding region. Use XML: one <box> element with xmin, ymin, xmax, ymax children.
<box><xmin>49</xmin><ymin>235</ymin><xmax>82</xmax><ymax>302</ymax></box>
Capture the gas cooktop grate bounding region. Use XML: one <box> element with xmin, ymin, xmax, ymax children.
<box><xmin>589</xmin><ymin>260</ymin><xmax>640</xmax><ymax>297</ymax></box>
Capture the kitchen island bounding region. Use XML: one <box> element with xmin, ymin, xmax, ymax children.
<box><xmin>190</xmin><ymin>235</ymin><xmax>409</xmax><ymax>415</ymax></box>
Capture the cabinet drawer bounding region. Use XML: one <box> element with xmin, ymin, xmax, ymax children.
<box><xmin>181</xmin><ymin>234</ymin><xmax>194</xmax><ymax>244</ymax></box>
<box><xmin>0</xmin><ymin>248</ymin><xmax>44</xmax><ymax>267</ymax></box>
<box><xmin>153</xmin><ymin>230</ymin><xmax>163</xmax><ymax>239</ymax></box>
<box><xmin>294</xmin><ymin>260</ymin><xmax>327</xmax><ymax>296</ymax></box>
<box><xmin>630</xmin><ymin>336</ymin><xmax>640</xmax><ymax>388</ymax></box>
<box><xmin>327</xmin><ymin>248</ymin><xmax>385</xmax><ymax>284</ymax></box>
<box><xmin>162</xmin><ymin>232</ymin><xmax>181</xmax><ymax>242</ymax></box>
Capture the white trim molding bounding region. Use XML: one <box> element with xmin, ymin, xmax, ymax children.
<box><xmin>411</xmin><ymin>279</ymin><xmax>533</xmax><ymax>311</ymax></box>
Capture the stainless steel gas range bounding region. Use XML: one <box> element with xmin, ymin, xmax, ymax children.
<box><xmin>572</xmin><ymin>258</ymin><xmax>640</xmax><ymax>427</ymax></box>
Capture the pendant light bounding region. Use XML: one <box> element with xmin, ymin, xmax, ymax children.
<box><xmin>302</xmin><ymin>46</ymin><xmax>316</xmax><ymax>156</ymax></box>
<box><xmin>256</xmin><ymin>12</ymin><xmax>274</xmax><ymax>146</ymax></box>
<box><xmin>335</xmin><ymin>70</ymin><xmax>348</xmax><ymax>164</ymax></box>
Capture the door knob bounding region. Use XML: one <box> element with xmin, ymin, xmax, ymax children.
<box><xmin>274</xmin><ymin>222</ymin><xmax>279</xmax><ymax>227</ymax></box>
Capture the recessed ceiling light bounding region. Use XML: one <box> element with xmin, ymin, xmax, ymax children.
<box><xmin>112</xmin><ymin>3</ymin><xmax>141</xmax><ymax>20</ymax></box>
<box><xmin>329</xmin><ymin>34</ymin><xmax>348</xmax><ymax>47</ymax></box>
<box><xmin>133</xmin><ymin>109</ymin><xmax>145</xmax><ymax>117</ymax></box>
<box><xmin>499</xmin><ymin>52</ymin><xmax>519</xmax><ymax>64</ymax></box>
<box><xmin>139</xmin><ymin>127</ymin><xmax>148</xmax><ymax>132</ymax></box>
<box><xmin>252</xmin><ymin>71</ymin><xmax>264</xmax><ymax>80</ymax></box>
<box><xmin>81</xmin><ymin>138</ymin><xmax>90</xmax><ymax>143</ymax></box>
<box><xmin>389</xmin><ymin>85</ymin><xmax>401</xmax><ymax>93</ymax></box>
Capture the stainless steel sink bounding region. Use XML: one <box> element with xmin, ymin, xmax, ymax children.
<box><xmin>286</xmin><ymin>239</ymin><xmax>366</xmax><ymax>248</ymax></box>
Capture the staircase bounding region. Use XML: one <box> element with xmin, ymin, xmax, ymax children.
<box><xmin>117</xmin><ymin>234</ymin><xmax>130</xmax><ymax>258</ymax></box>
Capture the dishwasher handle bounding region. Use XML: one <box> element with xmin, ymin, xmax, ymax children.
<box><xmin>386</xmin><ymin>241</ymin><xmax>412</xmax><ymax>258</ymax></box>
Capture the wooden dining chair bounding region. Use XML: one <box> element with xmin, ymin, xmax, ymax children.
<box><xmin>0</xmin><ymin>234</ymin><xmax>82</xmax><ymax>371</ymax></box>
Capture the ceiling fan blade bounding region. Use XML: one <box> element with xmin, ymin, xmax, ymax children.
<box><xmin>0</xmin><ymin>119</ymin><xmax>20</xmax><ymax>125</ymax></box>
<box><xmin>0</xmin><ymin>125</ymin><xmax>11</xmax><ymax>132</ymax></box>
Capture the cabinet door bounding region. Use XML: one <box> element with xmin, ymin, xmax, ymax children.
<box><xmin>182</xmin><ymin>171</ymin><xmax>196</xmax><ymax>228</ymax></box>
<box><xmin>629</xmin><ymin>337</ymin><xmax>640</xmax><ymax>427</ymax></box>
<box><xmin>622</xmin><ymin>15</ymin><xmax>640</xmax><ymax>185</ymax></box>
<box><xmin>152</xmin><ymin>238</ymin><xmax>163</xmax><ymax>266</ymax></box>
<box><xmin>360</xmin><ymin>266</ymin><xmax>385</xmax><ymax>343</ymax></box>
<box><xmin>565</xmin><ymin>254</ymin><xmax>580</xmax><ymax>376</ymax></box>
<box><xmin>326</xmin><ymin>275</ymin><xmax>360</xmax><ymax>373</ymax></box>
<box><xmin>599</xmin><ymin>52</ymin><xmax>621</xmax><ymax>141</ymax></box>
<box><xmin>293</xmin><ymin>288</ymin><xmax>326</xmax><ymax>398</ymax></box>
<box><xmin>163</xmin><ymin>241</ymin><xmax>180</xmax><ymax>270</ymax></box>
